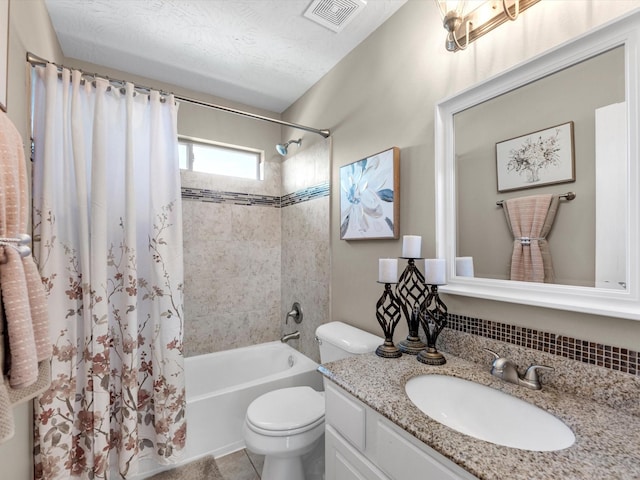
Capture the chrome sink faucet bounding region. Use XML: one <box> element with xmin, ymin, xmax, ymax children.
<box><xmin>484</xmin><ymin>349</ymin><xmax>554</xmax><ymax>390</ymax></box>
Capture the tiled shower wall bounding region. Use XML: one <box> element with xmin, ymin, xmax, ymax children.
<box><xmin>281</xmin><ymin>139</ymin><xmax>331</xmax><ymax>363</ymax></box>
<box><xmin>181</xmin><ymin>139</ymin><xmax>330</xmax><ymax>357</ymax></box>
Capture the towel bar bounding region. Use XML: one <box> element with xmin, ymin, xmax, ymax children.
<box><xmin>496</xmin><ymin>191</ymin><xmax>576</xmax><ymax>206</ymax></box>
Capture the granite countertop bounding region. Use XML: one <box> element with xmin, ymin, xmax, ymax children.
<box><xmin>319</xmin><ymin>352</ymin><xmax>640</xmax><ymax>480</ymax></box>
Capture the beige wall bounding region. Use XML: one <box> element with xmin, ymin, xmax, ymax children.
<box><xmin>5</xmin><ymin>0</ymin><xmax>63</xmax><ymax>141</ymax></box>
<box><xmin>283</xmin><ymin>0</ymin><xmax>640</xmax><ymax>350</ymax></box>
<box><xmin>3</xmin><ymin>1</ymin><xmax>64</xmax><ymax>477</ymax></box>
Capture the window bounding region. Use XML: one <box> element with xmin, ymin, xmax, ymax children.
<box><xmin>179</xmin><ymin>137</ymin><xmax>264</xmax><ymax>180</ymax></box>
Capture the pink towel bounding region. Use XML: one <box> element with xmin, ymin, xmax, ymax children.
<box><xmin>0</xmin><ymin>110</ymin><xmax>51</xmax><ymax>389</ymax></box>
<box><xmin>503</xmin><ymin>194</ymin><xmax>559</xmax><ymax>283</ymax></box>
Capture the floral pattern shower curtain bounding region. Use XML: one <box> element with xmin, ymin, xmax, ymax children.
<box><xmin>31</xmin><ymin>64</ymin><xmax>185</xmax><ymax>479</ymax></box>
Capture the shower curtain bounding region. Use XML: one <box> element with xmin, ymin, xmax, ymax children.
<box><xmin>31</xmin><ymin>64</ymin><xmax>185</xmax><ymax>479</ymax></box>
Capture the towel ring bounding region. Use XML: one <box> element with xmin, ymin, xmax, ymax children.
<box><xmin>0</xmin><ymin>234</ymin><xmax>32</xmax><ymax>263</ymax></box>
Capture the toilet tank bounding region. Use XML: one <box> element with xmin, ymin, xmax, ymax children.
<box><xmin>316</xmin><ymin>321</ymin><xmax>382</xmax><ymax>363</ymax></box>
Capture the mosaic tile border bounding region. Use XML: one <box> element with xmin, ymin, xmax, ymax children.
<box><xmin>447</xmin><ymin>313</ymin><xmax>639</xmax><ymax>376</ymax></box>
<box><xmin>181</xmin><ymin>182</ymin><xmax>329</xmax><ymax>208</ymax></box>
<box><xmin>181</xmin><ymin>187</ymin><xmax>280</xmax><ymax>206</ymax></box>
<box><xmin>281</xmin><ymin>182</ymin><xmax>330</xmax><ymax>207</ymax></box>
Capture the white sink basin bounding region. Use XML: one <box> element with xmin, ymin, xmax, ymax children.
<box><xmin>405</xmin><ymin>374</ymin><xmax>575</xmax><ymax>451</ymax></box>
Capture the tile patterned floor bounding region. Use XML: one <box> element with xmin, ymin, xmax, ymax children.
<box><xmin>216</xmin><ymin>449</ymin><xmax>264</xmax><ymax>480</ymax></box>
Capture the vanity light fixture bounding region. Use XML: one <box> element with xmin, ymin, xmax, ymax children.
<box><xmin>435</xmin><ymin>0</ymin><xmax>541</xmax><ymax>52</ymax></box>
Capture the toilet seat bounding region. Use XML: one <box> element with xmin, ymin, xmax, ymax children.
<box><xmin>246</xmin><ymin>386</ymin><xmax>324</xmax><ymax>437</ymax></box>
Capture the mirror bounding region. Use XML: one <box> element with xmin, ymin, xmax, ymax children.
<box><xmin>435</xmin><ymin>12</ymin><xmax>640</xmax><ymax>320</ymax></box>
<box><xmin>456</xmin><ymin>47</ymin><xmax>624</xmax><ymax>289</ymax></box>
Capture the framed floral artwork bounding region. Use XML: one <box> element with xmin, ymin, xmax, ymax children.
<box><xmin>340</xmin><ymin>146</ymin><xmax>400</xmax><ymax>240</ymax></box>
<box><xmin>495</xmin><ymin>121</ymin><xmax>575</xmax><ymax>193</ymax></box>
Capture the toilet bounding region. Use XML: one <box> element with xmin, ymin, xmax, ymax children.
<box><xmin>242</xmin><ymin>321</ymin><xmax>382</xmax><ymax>480</ymax></box>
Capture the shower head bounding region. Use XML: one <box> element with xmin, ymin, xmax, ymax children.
<box><xmin>276</xmin><ymin>138</ymin><xmax>302</xmax><ymax>156</ymax></box>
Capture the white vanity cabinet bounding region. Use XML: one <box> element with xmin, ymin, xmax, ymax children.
<box><xmin>324</xmin><ymin>382</ymin><xmax>478</xmax><ymax>480</ymax></box>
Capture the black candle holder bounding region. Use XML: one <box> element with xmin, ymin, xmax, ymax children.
<box><xmin>374</xmin><ymin>282</ymin><xmax>402</xmax><ymax>358</ymax></box>
<box><xmin>417</xmin><ymin>284</ymin><xmax>448</xmax><ymax>365</ymax></box>
<box><xmin>395</xmin><ymin>258</ymin><xmax>427</xmax><ymax>355</ymax></box>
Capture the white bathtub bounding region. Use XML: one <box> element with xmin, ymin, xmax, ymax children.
<box><xmin>184</xmin><ymin>341</ymin><xmax>323</xmax><ymax>460</ymax></box>
<box><xmin>133</xmin><ymin>341</ymin><xmax>322</xmax><ymax>479</ymax></box>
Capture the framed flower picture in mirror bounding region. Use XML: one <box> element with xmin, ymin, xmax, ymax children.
<box><xmin>495</xmin><ymin>121</ymin><xmax>575</xmax><ymax>192</ymax></box>
<box><xmin>340</xmin><ymin>146</ymin><xmax>400</xmax><ymax>240</ymax></box>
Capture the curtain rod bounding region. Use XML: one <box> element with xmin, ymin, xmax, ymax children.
<box><xmin>26</xmin><ymin>52</ymin><xmax>331</xmax><ymax>138</ymax></box>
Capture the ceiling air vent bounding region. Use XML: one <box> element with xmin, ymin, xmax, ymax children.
<box><xmin>303</xmin><ymin>0</ymin><xmax>367</xmax><ymax>33</ymax></box>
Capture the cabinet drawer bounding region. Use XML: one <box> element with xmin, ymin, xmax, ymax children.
<box><xmin>325</xmin><ymin>383</ymin><xmax>367</xmax><ymax>450</ymax></box>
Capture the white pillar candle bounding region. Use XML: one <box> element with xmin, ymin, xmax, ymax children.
<box><xmin>378</xmin><ymin>258</ymin><xmax>398</xmax><ymax>283</ymax></box>
<box><xmin>402</xmin><ymin>235</ymin><xmax>422</xmax><ymax>258</ymax></box>
<box><xmin>425</xmin><ymin>258</ymin><xmax>446</xmax><ymax>285</ymax></box>
<box><xmin>456</xmin><ymin>256</ymin><xmax>475</xmax><ymax>277</ymax></box>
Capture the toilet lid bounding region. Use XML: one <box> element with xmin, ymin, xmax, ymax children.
<box><xmin>246</xmin><ymin>386</ymin><xmax>324</xmax><ymax>432</ymax></box>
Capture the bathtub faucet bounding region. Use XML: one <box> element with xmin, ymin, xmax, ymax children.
<box><xmin>281</xmin><ymin>330</ymin><xmax>300</xmax><ymax>343</ymax></box>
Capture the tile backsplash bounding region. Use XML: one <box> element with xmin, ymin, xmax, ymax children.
<box><xmin>445</xmin><ymin>313</ymin><xmax>639</xmax><ymax>376</ymax></box>
<box><xmin>435</xmin><ymin>314</ymin><xmax>640</xmax><ymax>416</ymax></box>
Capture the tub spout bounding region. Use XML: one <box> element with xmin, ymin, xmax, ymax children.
<box><xmin>280</xmin><ymin>331</ymin><xmax>300</xmax><ymax>343</ymax></box>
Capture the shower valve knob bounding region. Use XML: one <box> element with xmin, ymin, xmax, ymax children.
<box><xmin>286</xmin><ymin>302</ymin><xmax>303</xmax><ymax>324</ymax></box>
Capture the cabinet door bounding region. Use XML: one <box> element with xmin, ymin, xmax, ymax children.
<box><xmin>374</xmin><ymin>418</ymin><xmax>478</xmax><ymax>480</ymax></box>
<box><xmin>325</xmin><ymin>382</ymin><xmax>367</xmax><ymax>450</ymax></box>
<box><xmin>326</xmin><ymin>425</ymin><xmax>389</xmax><ymax>480</ymax></box>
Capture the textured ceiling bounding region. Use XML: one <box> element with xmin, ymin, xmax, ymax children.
<box><xmin>44</xmin><ymin>0</ymin><xmax>408</xmax><ymax>113</ymax></box>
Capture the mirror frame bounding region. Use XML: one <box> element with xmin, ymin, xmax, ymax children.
<box><xmin>435</xmin><ymin>11</ymin><xmax>640</xmax><ymax>320</ymax></box>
